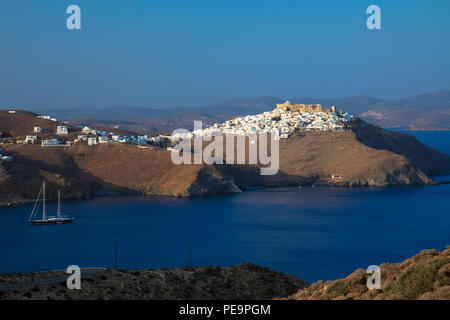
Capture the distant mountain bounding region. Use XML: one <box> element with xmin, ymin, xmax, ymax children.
<box><xmin>4</xmin><ymin>91</ymin><xmax>449</xmax><ymax>132</ymax></box>
<box><xmin>378</xmin><ymin>91</ymin><xmax>450</xmax><ymax>109</ymax></box>
<box><xmin>359</xmin><ymin>91</ymin><xmax>450</xmax><ymax>130</ymax></box>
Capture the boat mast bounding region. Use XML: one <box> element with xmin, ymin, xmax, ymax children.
<box><xmin>57</xmin><ymin>190</ymin><xmax>61</xmax><ymax>218</ymax></box>
<box><xmin>42</xmin><ymin>181</ymin><xmax>47</xmax><ymax>220</ymax></box>
<box><xmin>28</xmin><ymin>182</ymin><xmax>43</xmax><ymax>222</ymax></box>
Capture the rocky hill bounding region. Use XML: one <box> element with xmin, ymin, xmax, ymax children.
<box><xmin>1</xmin><ymin>110</ymin><xmax>450</xmax><ymax>205</ymax></box>
<box><xmin>0</xmin><ymin>263</ymin><xmax>307</xmax><ymax>300</ymax></box>
<box><xmin>282</xmin><ymin>247</ymin><xmax>450</xmax><ymax>300</ymax></box>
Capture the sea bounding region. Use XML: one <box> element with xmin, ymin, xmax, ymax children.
<box><xmin>0</xmin><ymin>131</ymin><xmax>449</xmax><ymax>283</ymax></box>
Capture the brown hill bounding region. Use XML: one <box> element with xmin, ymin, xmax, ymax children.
<box><xmin>1</xmin><ymin>112</ymin><xmax>450</xmax><ymax>206</ymax></box>
<box><xmin>0</xmin><ymin>110</ymin><xmax>139</xmax><ymax>141</ymax></box>
<box><xmin>0</xmin><ymin>110</ymin><xmax>81</xmax><ymax>139</ymax></box>
<box><xmin>282</xmin><ymin>247</ymin><xmax>450</xmax><ymax>300</ymax></box>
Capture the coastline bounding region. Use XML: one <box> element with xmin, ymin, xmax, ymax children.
<box><xmin>1</xmin><ymin>176</ymin><xmax>448</xmax><ymax>208</ymax></box>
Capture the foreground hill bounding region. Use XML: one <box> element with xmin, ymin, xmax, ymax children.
<box><xmin>1</xmin><ymin>248</ymin><xmax>448</xmax><ymax>300</ymax></box>
<box><xmin>283</xmin><ymin>247</ymin><xmax>450</xmax><ymax>300</ymax></box>
<box><xmin>1</xmin><ymin>113</ymin><xmax>450</xmax><ymax>205</ymax></box>
<box><xmin>0</xmin><ymin>263</ymin><xmax>307</xmax><ymax>300</ymax></box>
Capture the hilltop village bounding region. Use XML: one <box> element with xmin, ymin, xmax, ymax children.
<box><xmin>202</xmin><ymin>102</ymin><xmax>350</xmax><ymax>138</ymax></box>
<box><xmin>0</xmin><ymin>103</ymin><xmax>352</xmax><ymax>162</ymax></box>
<box><xmin>174</xmin><ymin>102</ymin><xmax>352</xmax><ymax>140</ymax></box>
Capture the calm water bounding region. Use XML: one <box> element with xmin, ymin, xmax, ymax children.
<box><xmin>0</xmin><ymin>131</ymin><xmax>449</xmax><ymax>283</ymax></box>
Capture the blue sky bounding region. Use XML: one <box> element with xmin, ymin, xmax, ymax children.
<box><xmin>0</xmin><ymin>0</ymin><xmax>449</xmax><ymax>108</ymax></box>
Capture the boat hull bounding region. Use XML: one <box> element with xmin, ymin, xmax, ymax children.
<box><xmin>29</xmin><ymin>218</ymin><xmax>74</xmax><ymax>225</ymax></box>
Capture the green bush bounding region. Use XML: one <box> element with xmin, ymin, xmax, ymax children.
<box><xmin>388</xmin><ymin>258</ymin><xmax>449</xmax><ymax>299</ymax></box>
<box><xmin>326</xmin><ymin>280</ymin><xmax>348</xmax><ymax>298</ymax></box>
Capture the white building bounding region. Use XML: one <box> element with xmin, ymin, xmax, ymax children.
<box><xmin>98</xmin><ymin>136</ymin><xmax>109</xmax><ymax>144</ymax></box>
<box><xmin>76</xmin><ymin>135</ymin><xmax>88</xmax><ymax>142</ymax></box>
<box><xmin>88</xmin><ymin>137</ymin><xmax>98</xmax><ymax>146</ymax></box>
<box><xmin>82</xmin><ymin>126</ymin><xmax>94</xmax><ymax>134</ymax></box>
<box><xmin>57</xmin><ymin>126</ymin><xmax>68</xmax><ymax>135</ymax></box>
<box><xmin>24</xmin><ymin>135</ymin><xmax>37</xmax><ymax>144</ymax></box>
<box><xmin>41</xmin><ymin>139</ymin><xmax>60</xmax><ymax>146</ymax></box>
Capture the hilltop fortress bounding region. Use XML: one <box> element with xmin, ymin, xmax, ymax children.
<box><xmin>276</xmin><ymin>101</ymin><xmax>337</xmax><ymax>114</ymax></box>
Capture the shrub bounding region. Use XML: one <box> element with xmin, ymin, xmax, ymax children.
<box><xmin>326</xmin><ymin>280</ymin><xmax>348</xmax><ymax>299</ymax></box>
<box><xmin>388</xmin><ymin>258</ymin><xmax>449</xmax><ymax>299</ymax></box>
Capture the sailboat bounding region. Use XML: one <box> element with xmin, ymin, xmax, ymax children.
<box><xmin>28</xmin><ymin>181</ymin><xmax>74</xmax><ymax>225</ymax></box>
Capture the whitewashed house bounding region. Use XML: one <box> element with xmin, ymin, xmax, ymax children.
<box><xmin>24</xmin><ymin>135</ymin><xmax>37</xmax><ymax>144</ymax></box>
<box><xmin>76</xmin><ymin>135</ymin><xmax>88</xmax><ymax>142</ymax></box>
<box><xmin>82</xmin><ymin>126</ymin><xmax>93</xmax><ymax>134</ymax></box>
<box><xmin>41</xmin><ymin>139</ymin><xmax>60</xmax><ymax>146</ymax></box>
<box><xmin>98</xmin><ymin>136</ymin><xmax>109</xmax><ymax>144</ymax></box>
<box><xmin>88</xmin><ymin>137</ymin><xmax>98</xmax><ymax>145</ymax></box>
<box><xmin>57</xmin><ymin>126</ymin><xmax>68</xmax><ymax>135</ymax></box>
<box><xmin>111</xmin><ymin>135</ymin><xmax>120</xmax><ymax>142</ymax></box>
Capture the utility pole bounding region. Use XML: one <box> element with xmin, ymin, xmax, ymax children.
<box><xmin>188</xmin><ymin>242</ymin><xmax>192</xmax><ymax>267</ymax></box>
<box><xmin>114</xmin><ymin>239</ymin><xmax>118</xmax><ymax>270</ymax></box>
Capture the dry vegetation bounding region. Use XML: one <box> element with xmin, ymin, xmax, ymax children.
<box><xmin>0</xmin><ymin>263</ymin><xmax>308</xmax><ymax>300</ymax></box>
<box><xmin>282</xmin><ymin>247</ymin><xmax>450</xmax><ymax>300</ymax></box>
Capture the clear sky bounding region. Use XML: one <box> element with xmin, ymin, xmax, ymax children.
<box><xmin>1</xmin><ymin>0</ymin><xmax>449</xmax><ymax>108</ymax></box>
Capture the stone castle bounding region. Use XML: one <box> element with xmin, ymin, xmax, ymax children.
<box><xmin>276</xmin><ymin>101</ymin><xmax>336</xmax><ymax>114</ymax></box>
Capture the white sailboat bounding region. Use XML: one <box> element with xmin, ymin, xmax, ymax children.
<box><xmin>28</xmin><ymin>181</ymin><xmax>74</xmax><ymax>225</ymax></box>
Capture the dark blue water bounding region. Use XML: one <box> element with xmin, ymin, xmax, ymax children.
<box><xmin>0</xmin><ymin>131</ymin><xmax>448</xmax><ymax>283</ymax></box>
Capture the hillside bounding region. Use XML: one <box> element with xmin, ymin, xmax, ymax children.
<box><xmin>283</xmin><ymin>247</ymin><xmax>450</xmax><ymax>300</ymax></box>
<box><xmin>0</xmin><ymin>263</ymin><xmax>308</xmax><ymax>300</ymax></box>
<box><xmin>1</xmin><ymin>110</ymin><xmax>450</xmax><ymax>205</ymax></box>
<box><xmin>1</xmin><ymin>248</ymin><xmax>448</xmax><ymax>300</ymax></box>
<box><xmin>0</xmin><ymin>110</ymin><xmax>139</xmax><ymax>140</ymax></box>
<box><xmin>0</xmin><ymin>110</ymin><xmax>81</xmax><ymax>139</ymax></box>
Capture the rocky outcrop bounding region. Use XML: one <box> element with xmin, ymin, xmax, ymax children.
<box><xmin>282</xmin><ymin>247</ymin><xmax>450</xmax><ymax>300</ymax></box>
